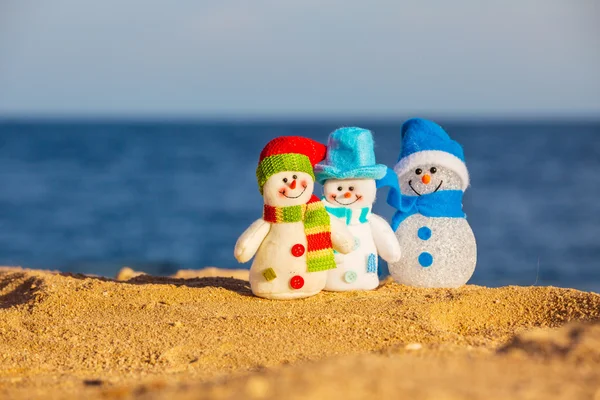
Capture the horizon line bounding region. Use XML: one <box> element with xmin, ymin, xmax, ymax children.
<box><xmin>1</xmin><ymin>113</ymin><xmax>599</xmax><ymax>125</ymax></box>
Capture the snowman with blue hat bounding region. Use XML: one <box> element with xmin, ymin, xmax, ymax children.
<box><xmin>315</xmin><ymin>127</ymin><xmax>401</xmax><ymax>291</ymax></box>
<box><xmin>384</xmin><ymin>118</ymin><xmax>477</xmax><ymax>288</ymax></box>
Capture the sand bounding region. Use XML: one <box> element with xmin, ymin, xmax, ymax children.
<box><xmin>1</xmin><ymin>266</ymin><xmax>599</xmax><ymax>399</ymax></box>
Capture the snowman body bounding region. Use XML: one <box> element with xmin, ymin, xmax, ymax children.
<box><xmin>386</xmin><ymin>118</ymin><xmax>477</xmax><ymax>288</ymax></box>
<box><xmin>324</xmin><ymin>209</ymin><xmax>380</xmax><ymax>291</ymax></box>
<box><xmin>319</xmin><ymin>178</ymin><xmax>400</xmax><ymax>291</ymax></box>
<box><xmin>313</xmin><ymin>126</ymin><xmax>401</xmax><ymax>291</ymax></box>
<box><xmin>249</xmin><ymin>221</ymin><xmax>328</xmax><ymax>299</ymax></box>
<box><xmin>236</xmin><ymin>169</ymin><xmax>354</xmax><ymax>300</ymax></box>
<box><xmin>390</xmin><ymin>214</ymin><xmax>476</xmax><ymax>288</ymax></box>
<box><xmin>235</xmin><ymin>136</ymin><xmax>356</xmax><ymax>300</ymax></box>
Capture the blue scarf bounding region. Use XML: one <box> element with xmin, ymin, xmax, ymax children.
<box><xmin>377</xmin><ymin>167</ymin><xmax>466</xmax><ymax>231</ymax></box>
<box><xmin>323</xmin><ymin>201</ymin><xmax>370</xmax><ymax>225</ymax></box>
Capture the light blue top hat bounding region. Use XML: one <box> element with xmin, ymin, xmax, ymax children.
<box><xmin>315</xmin><ymin>127</ymin><xmax>387</xmax><ymax>184</ymax></box>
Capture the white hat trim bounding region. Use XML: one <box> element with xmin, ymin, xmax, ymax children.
<box><xmin>393</xmin><ymin>150</ymin><xmax>470</xmax><ymax>190</ymax></box>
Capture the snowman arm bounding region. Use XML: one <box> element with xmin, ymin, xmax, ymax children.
<box><xmin>329</xmin><ymin>217</ymin><xmax>354</xmax><ymax>254</ymax></box>
<box><xmin>234</xmin><ymin>218</ymin><xmax>271</xmax><ymax>263</ymax></box>
<box><xmin>369</xmin><ymin>214</ymin><xmax>401</xmax><ymax>263</ymax></box>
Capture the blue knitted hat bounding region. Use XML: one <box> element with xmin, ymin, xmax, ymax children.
<box><xmin>315</xmin><ymin>127</ymin><xmax>387</xmax><ymax>184</ymax></box>
<box><xmin>394</xmin><ymin>118</ymin><xmax>469</xmax><ymax>190</ymax></box>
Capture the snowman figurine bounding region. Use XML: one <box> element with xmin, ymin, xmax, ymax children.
<box><xmin>234</xmin><ymin>136</ymin><xmax>355</xmax><ymax>300</ymax></box>
<box><xmin>315</xmin><ymin>127</ymin><xmax>401</xmax><ymax>291</ymax></box>
<box><xmin>386</xmin><ymin>118</ymin><xmax>476</xmax><ymax>288</ymax></box>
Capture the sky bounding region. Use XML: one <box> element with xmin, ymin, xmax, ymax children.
<box><xmin>0</xmin><ymin>1</ymin><xmax>599</xmax><ymax>118</ymax></box>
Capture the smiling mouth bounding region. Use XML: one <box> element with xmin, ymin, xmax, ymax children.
<box><xmin>332</xmin><ymin>194</ymin><xmax>361</xmax><ymax>206</ymax></box>
<box><xmin>280</xmin><ymin>187</ymin><xmax>307</xmax><ymax>199</ymax></box>
<box><xmin>408</xmin><ymin>180</ymin><xmax>443</xmax><ymax>196</ymax></box>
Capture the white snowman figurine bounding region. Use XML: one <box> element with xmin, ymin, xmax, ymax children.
<box><xmin>386</xmin><ymin>118</ymin><xmax>477</xmax><ymax>288</ymax></box>
<box><xmin>315</xmin><ymin>127</ymin><xmax>401</xmax><ymax>291</ymax></box>
<box><xmin>234</xmin><ymin>136</ymin><xmax>354</xmax><ymax>300</ymax></box>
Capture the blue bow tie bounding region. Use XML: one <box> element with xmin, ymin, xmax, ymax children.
<box><xmin>377</xmin><ymin>167</ymin><xmax>465</xmax><ymax>230</ymax></box>
<box><xmin>388</xmin><ymin>190</ymin><xmax>465</xmax><ymax>230</ymax></box>
<box><xmin>324</xmin><ymin>204</ymin><xmax>370</xmax><ymax>225</ymax></box>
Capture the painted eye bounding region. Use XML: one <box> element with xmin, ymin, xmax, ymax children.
<box><xmin>337</xmin><ymin>186</ymin><xmax>343</xmax><ymax>191</ymax></box>
<box><xmin>430</xmin><ymin>167</ymin><xmax>437</xmax><ymax>174</ymax></box>
<box><xmin>349</xmin><ymin>186</ymin><xmax>355</xmax><ymax>191</ymax></box>
<box><xmin>292</xmin><ymin>174</ymin><xmax>298</xmax><ymax>179</ymax></box>
<box><xmin>415</xmin><ymin>168</ymin><xmax>422</xmax><ymax>175</ymax></box>
<box><xmin>283</xmin><ymin>178</ymin><xmax>288</xmax><ymax>183</ymax></box>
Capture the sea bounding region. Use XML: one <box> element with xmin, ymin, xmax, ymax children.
<box><xmin>0</xmin><ymin>120</ymin><xmax>599</xmax><ymax>292</ymax></box>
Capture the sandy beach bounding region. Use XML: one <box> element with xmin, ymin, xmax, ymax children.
<box><xmin>1</xmin><ymin>266</ymin><xmax>599</xmax><ymax>399</ymax></box>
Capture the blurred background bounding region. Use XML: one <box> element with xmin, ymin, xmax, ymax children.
<box><xmin>0</xmin><ymin>1</ymin><xmax>598</xmax><ymax>290</ymax></box>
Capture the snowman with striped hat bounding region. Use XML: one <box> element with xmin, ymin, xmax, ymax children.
<box><xmin>234</xmin><ymin>136</ymin><xmax>354</xmax><ymax>300</ymax></box>
<box><xmin>315</xmin><ymin>127</ymin><xmax>401</xmax><ymax>291</ymax></box>
<box><xmin>384</xmin><ymin>118</ymin><xmax>477</xmax><ymax>288</ymax></box>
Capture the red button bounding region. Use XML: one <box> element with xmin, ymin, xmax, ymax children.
<box><xmin>291</xmin><ymin>244</ymin><xmax>305</xmax><ymax>257</ymax></box>
<box><xmin>289</xmin><ymin>275</ymin><xmax>304</xmax><ymax>290</ymax></box>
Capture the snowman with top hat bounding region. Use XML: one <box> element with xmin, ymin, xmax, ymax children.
<box><xmin>384</xmin><ymin>118</ymin><xmax>477</xmax><ymax>288</ymax></box>
<box><xmin>234</xmin><ymin>136</ymin><xmax>354</xmax><ymax>300</ymax></box>
<box><xmin>315</xmin><ymin>127</ymin><xmax>401</xmax><ymax>291</ymax></box>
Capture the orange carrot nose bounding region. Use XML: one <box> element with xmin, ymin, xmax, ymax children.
<box><xmin>344</xmin><ymin>192</ymin><xmax>352</xmax><ymax>198</ymax></box>
<box><xmin>289</xmin><ymin>180</ymin><xmax>297</xmax><ymax>189</ymax></box>
<box><xmin>422</xmin><ymin>174</ymin><xmax>431</xmax><ymax>184</ymax></box>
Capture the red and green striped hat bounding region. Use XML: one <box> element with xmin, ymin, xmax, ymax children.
<box><xmin>256</xmin><ymin>136</ymin><xmax>327</xmax><ymax>194</ymax></box>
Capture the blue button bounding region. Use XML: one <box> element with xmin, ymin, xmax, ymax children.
<box><xmin>344</xmin><ymin>271</ymin><xmax>357</xmax><ymax>283</ymax></box>
<box><xmin>418</xmin><ymin>252</ymin><xmax>433</xmax><ymax>267</ymax></box>
<box><xmin>417</xmin><ymin>226</ymin><xmax>432</xmax><ymax>241</ymax></box>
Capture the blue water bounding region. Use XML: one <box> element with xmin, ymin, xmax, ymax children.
<box><xmin>0</xmin><ymin>120</ymin><xmax>599</xmax><ymax>291</ymax></box>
